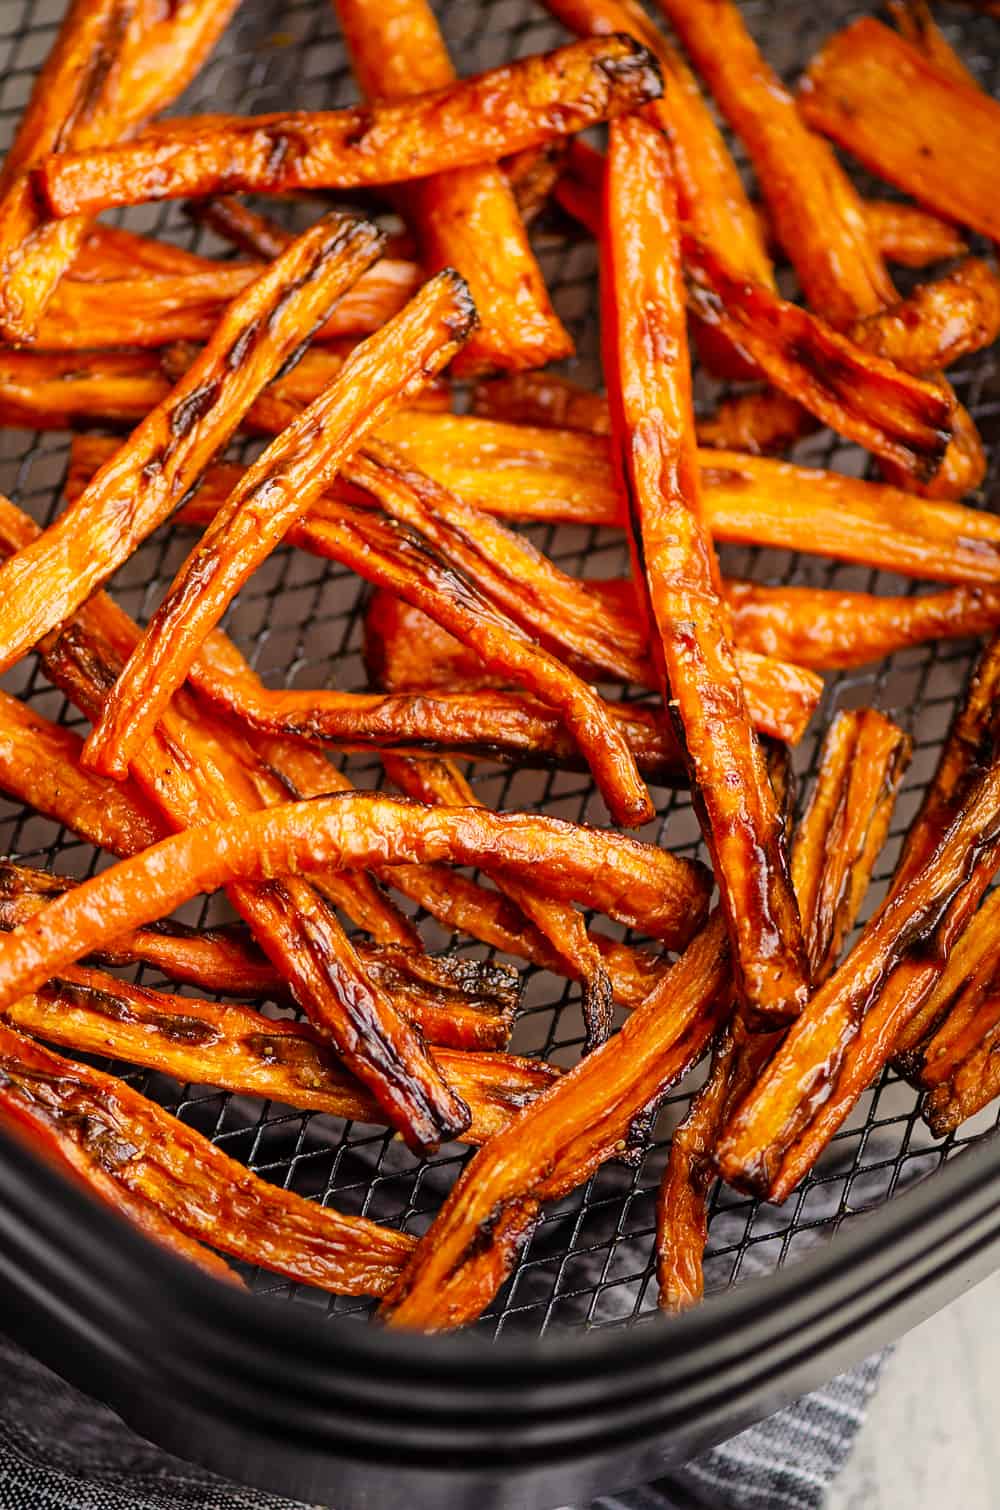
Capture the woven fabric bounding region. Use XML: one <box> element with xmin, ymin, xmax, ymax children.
<box><xmin>0</xmin><ymin>1332</ymin><xmax>886</xmax><ymax>1510</ymax></box>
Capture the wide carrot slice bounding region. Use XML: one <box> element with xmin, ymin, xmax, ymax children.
<box><xmin>0</xmin><ymin>1021</ymin><xmax>415</xmax><ymax>1294</ymax></box>
<box><xmin>603</xmin><ymin>115</ymin><xmax>806</xmax><ymax>1021</ymax></box>
<box><xmin>82</xmin><ymin>270</ymin><xmax>477</xmax><ymax>779</ymax></box>
<box><xmin>0</xmin><ymin>212</ymin><xmax>385</xmax><ymax>676</ymax></box>
<box><xmin>0</xmin><ymin>0</ymin><xmax>239</xmax><ymax>342</ymax></box>
<box><xmin>36</xmin><ymin>36</ymin><xmax>663</xmax><ymax>216</ymax></box>
<box><xmin>799</xmin><ymin>19</ymin><xmax>1000</xmax><ymax>244</ymax></box>
<box><xmin>334</xmin><ymin>0</ymin><xmax>570</xmax><ymax>374</ymax></box>
<box><xmin>5</xmin><ymin>962</ymin><xmax>548</xmax><ymax>1146</ymax></box>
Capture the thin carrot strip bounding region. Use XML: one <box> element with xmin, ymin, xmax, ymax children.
<box><xmin>0</xmin><ymin>212</ymin><xmax>385</xmax><ymax>675</ymax></box>
<box><xmin>82</xmin><ymin>270</ymin><xmax>476</xmax><ymax>778</ymax></box>
<box><xmin>0</xmin><ymin>1020</ymin><xmax>415</xmax><ymax>1294</ymax></box>
<box><xmin>334</xmin><ymin>0</ymin><xmax>571</xmax><ymax>374</ymax></box>
<box><xmin>603</xmin><ymin>114</ymin><xmax>806</xmax><ymax>1020</ymax></box>
<box><xmin>35</xmin><ymin>37</ymin><xmax>664</xmax><ymax>216</ymax></box>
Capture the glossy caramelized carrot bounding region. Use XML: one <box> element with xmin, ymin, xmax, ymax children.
<box><xmin>694</xmin><ymin>392</ymin><xmax>816</xmax><ymax>457</ymax></box>
<box><xmin>4</xmin><ymin>963</ymin><xmax>546</xmax><ymax>1145</ymax></box>
<box><xmin>717</xmin><ymin>651</ymin><xmax>1000</xmax><ymax>1200</ymax></box>
<box><xmin>0</xmin><ymin>861</ymin><xmax>519</xmax><ymax>1053</ymax></box>
<box><xmin>0</xmin><ymin>349</ymin><xmax>169</xmax><ymax>430</ymax></box>
<box><xmin>0</xmin><ymin>1020</ymin><xmax>415</xmax><ymax>1294</ymax></box>
<box><xmin>0</xmin><ymin>795</ymin><xmax>710</xmax><ymax>1009</ymax></box>
<box><xmin>36</xmin><ymin>36</ymin><xmax>663</xmax><ymax>216</ymax></box>
<box><xmin>683</xmin><ymin>235</ymin><xmax>953</xmax><ymax>484</ymax></box>
<box><xmin>33</xmin><ymin>256</ymin><xmax>423</xmax><ymax>349</ymax></box>
<box><xmin>0</xmin><ymin>689</ymin><xmax>164</xmax><ymax>857</ymax></box>
<box><xmin>752</xmin><ymin>197</ymin><xmax>966</xmax><ymax>271</ymax></box>
<box><xmin>335</xmin><ymin>0</ymin><xmax>570</xmax><ymax>374</ymax></box>
<box><xmin>603</xmin><ymin>115</ymin><xmax>807</xmax><ymax>1022</ymax></box>
<box><xmin>0</xmin><ymin>495</ymin><xmax>471</xmax><ymax>1157</ymax></box>
<box><xmin>0</xmin><ymin>0</ymin><xmax>239</xmax><ymax>343</ymax></box>
<box><xmin>0</xmin><ymin>212</ymin><xmax>384</xmax><ymax>677</ymax></box>
<box><xmin>896</xmin><ymin>888</ymin><xmax>1000</xmax><ymax>1082</ymax></box>
<box><xmin>652</xmin><ymin>0</ymin><xmax>894</xmax><ymax>327</ymax></box>
<box><xmin>384</xmin><ymin>757</ymin><xmax>612</xmax><ymax>1050</ymax></box>
<box><xmin>800</xmin><ymin>20</ymin><xmax>1000</xmax><ymax>245</ymax></box>
<box><xmin>848</xmin><ymin>260</ymin><xmax>1000</xmax><ymax>376</ymax></box>
<box><xmin>657</xmin><ymin>711</ymin><xmax>908</xmax><ymax>1311</ymax></box>
<box><xmin>82</xmin><ymin>271</ymin><xmax>478</xmax><ymax>782</ymax></box>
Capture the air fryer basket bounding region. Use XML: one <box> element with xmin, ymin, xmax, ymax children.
<box><xmin>1</xmin><ymin>0</ymin><xmax>1000</xmax><ymax>1505</ymax></box>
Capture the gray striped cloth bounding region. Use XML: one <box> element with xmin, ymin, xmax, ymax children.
<box><xmin>0</xmin><ymin>1330</ymin><xmax>887</xmax><ymax>1510</ymax></box>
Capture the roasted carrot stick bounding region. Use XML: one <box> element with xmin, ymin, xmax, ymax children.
<box><xmin>36</xmin><ymin>36</ymin><xmax>663</xmax><ymax>216</ymax></box>
<box><xmin>656</xmin><ymin>710</ymin><xmax>909</xmax><ymax>1311</ymax></box>
<box><xmin>799</xmin><ymin>20</ymin><xmax>1000</xmax><ymax>245</ymax></box>
<box><xmin>0</xmin><ymin>349</ymin><xmax>169</xmax><ymax>430</ymax></box>
<box><xmin>185</xmin><ymin>196</ymin><xmax>298</xmax><ymax>260</ymax></box>
<box><xmin>0</xmin><ymin>212</ymin><xmax>385</xmax><ymax>675</ymax></box>
<box><xmin>753</xmin><ymin>197</ymin><xmax>967</xmax><ymax>271</ymax></box>
<box><xmin>384</xmin><ymin>757</ymin><xmax>612</xmax><ymax>1051</ymax></box>
<box><xmin>0</xmin><ymin>0</ymin><xmax>239</xmax><ymax>343</ymax></box>
<box><xmin>4</xmin><ymin>963</ymin><xmax>546</xmax><ymax>1145</ymax></box>
<box><xmin>888</xmin><ymin>0</ymin><xmax>980</xmax><ymax>88</ymax></box>
<box><xmin>848</xmin><ymin>259</ymin><xmax>1000</xmax><ymax>375</ymax></box>
<box><xmin>896</xmin><ymin>888</ymin><xmax>1000</xmax><ymax>1082</ymax></box>
<box><xmin>334</xmin><ymin>0</ymin><xmax>571</xmax><ymax>374</ymax></box>
<box><xmin>0</xmin><ymin>1020</ymin><xmax>415</xmax><ymax>1294</ymax></box>
<box><xmin>33</xmin><ymin>256</ymin><xmax>423</xmax><ymax>349</ymax></box>
<box><xmin>603</xmin><ymin>115</ymin><xmax>807</xmax><ymax>1021</ymax></box>
<box><xmin>82</xmin><ymin>271</ymin><xmax>476</xmax><ymax>774</ymax></box>
<box><xmin>717</xmin><ymin>674</ymin><xmax>1000</xmax><ymax>1200</ymax></box>
<box><xmin>0</xmin><ymin>861</ymin><xmax>518</xmax><ymax>1053</ymax></box>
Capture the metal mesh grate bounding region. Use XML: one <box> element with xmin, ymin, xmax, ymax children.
<box><xmin>2</xmin><ymin>0</ymin><xmax>1000</xmax><ymax>1338</ymax></box>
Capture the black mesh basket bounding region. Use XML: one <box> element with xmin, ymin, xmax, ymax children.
<box><xmin>2</xmin><ymin>2</ymin><xmax>1000</xmax><ymax>1506</ymax></box>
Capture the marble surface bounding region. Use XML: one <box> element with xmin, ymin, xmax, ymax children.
<box><xmin>827</xmin><ymin>1270</ymin><xmax>1000</xmax><ymax>1509</ymax></box>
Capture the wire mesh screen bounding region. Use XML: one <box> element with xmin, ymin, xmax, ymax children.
<box><xmin>1</xmin><ymin>0</ymin><xmax>999</xmax><ymax>1339</ymax></box>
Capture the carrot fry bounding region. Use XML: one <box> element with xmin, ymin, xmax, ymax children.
<box><xmin>0</xmin><ymin>349</ymin><xmax>170</xmax><ymax>430</ymax></box>
<box><xmin>694</xmin><ymin>392</ymin><xmax>816</xmax><ymax>457</ymax></box>
<box><xmin>3</xmin><ymin>961</ymin><xmax>544</xmax><ymax>1145</ymax></box>
<box><xmin>0</xmin><ymin>1020</ymin><xmax>415</xmax><ymax>1294</ymax></box>
<box><xmin>32</xmin><ymin>256</ymin><xmax>423</xmax><ymax>349</ymax></box>
<box><xmin>82</xmin><ymin>270</ymin><xmax>477</xmax><ymax>779</ymax></box>
<box><xmin>603</xmin><ymin>115</ymin><xmax>807</xmax><ymax>1020</ymax></box>
<box><xmin>652</xmin><ymin>0</ymin><xmax>894</xmax><ymax>326</ymax></box>
<box><xmin>752</xmin><ymin>197</ymin><xmax>967</xmax><ymax>271</ymax></box>
<box><xmin>0</xmin><ymin>689</ymin><xmax>164</xmax><ymax>856</ymax></box>
<box><xmin>0</xmin><ymin>0</ymin><xmax>239</xmax><ymax>343</ymax></box>
<box><xmin>0</xmin><ymin>212</ymin><xmax>385</xmax><ymax>676</ymax></box>
<box><xmin>0</xmin><ymin>861</ymin><xmax>518</xmax><ymax>1053</ymax></box>
<box><xmin>73</xmin><ymin>222</ymin><xmax>220</xmax><ymax>277</ymax></box>
<box><xmin>717</xmin><ymin>655</ymin><xmax>1000</xmax><ymax>1200</ymax></box>
<box><xmin>384</xmin><ymin>757</ymin><xmax>612</xmax><ymax>1051</ymax></box>
<box><xmin>656</xmin><ymin>711</ymin><xmax>907</xmax><ymax>1311</ymax></box>
<box><xmin>35</xmin><ymin>36</ymin><xmax>663</xmax><ymax>216</ymax></box>
<box><xmin>888</xmin><ymin>1</ymin><xmax>980</xmax><ymax>88</ymax></box>
<box><xmin>799</xmin><ymin>20</ymin><xmax>1000</xmax><ymax>245</ymax></box>
<box><xmin>848</xmin><ymin>259</ymin><xmax>1000</xmax><ymax>375</ymax></box>
<box><xmin>897</xmin><ymin>887</ymin><xmax>1000</xmax><ymax>1082</ymax></box>
<box><xmin>682</xmin><ymin>234</ymin><xmax>953</xmax><ymax>484</ymax></box>
<box><xmin>334</xmin><ymin>0</ymin><xmax>571</xmax><ymax>374</ymax></box>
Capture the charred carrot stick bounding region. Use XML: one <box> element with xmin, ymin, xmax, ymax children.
<box><xmin>0</xmin><ymin>1020</ymin><xmax>415</xmax><ymax>1294</ymax></box>
<box><xmin>4</xmin><ymin>962</ymin><xmax>545</xmax><ymax>1145</ymax></box>
<box><xmin>36</xmin><ymin>36</ymin><xmax>664</xmax><ymax>216</ymax></box>
<box><xmin>33</xmin><ymin>256</ymin><xmax>423</xmax><ymax>350</ymax></box>
<box><xmin>0</xmin><ymin>212</ymin><xmax>385</xmax><ymax>676</ymax></box>
<box><xmin>0</xmin><ymin>689</ymin><xmax>164</xmax><ymax>857</ymax></box>
<box><xmin>81</xmin><ymin>270</ymin><xmax>478</xmax><ymax>782</ymax></box>
<box><xmin>652</xmin><ymin>0</ymin><xmax>895</xmax><ymax>326</ymax></box>
<box><xmin>848</xmin><ymin>259</ymin><xmax>1000</xmax><ymax>375</ymax></box>
<box><xmin>603</xmin><ymin>115</ymin><xmax>807</xmax><ymax>1021</ymax></box>
<box><xmin>799</xmin><ymin>20</ymin><xmax>1000</xmax><ymax>245</ymax></box>
<box><xmin>897</xmin><ymin>888</ymin><xmax>1000</xmax><ymax>1082</ymax></box>
<box><xmin>923</xmin><ymin>980</ymin><xmax>1000</xmax><ymax>1136</ymax></box>
<box><xmin>384</xmin><ymin>756</ymin><xmax>612</xmax><ymax>1051</ymax></box>
<box><xmin>0</xmin><ymin>0</ymin><xmax>239</xmax><ymax>343</ymax></box>
<box><xmin>0</xmin><ymin>795</ymin><xmax>710</xmax><ymax>1002</ymax></box>
<box><xmin>334</xmin><ymin>0</ymin><xmax>571</xmax><ymax>374</ymax></box>
<box><xmin>186</xmin><ymin>196</ymin><xmax>297</xmax><ymax>260</ymax></box>
<box><xmin>657</xmin><ymin>710</ymin><xmax>909</xmax><ymax>1311</ymax></box>
<box><xmin>717</xmin><ymin>688</ymin><xmax>1000</xmax><ymax>1200</ymax></box>
<box><xmin>0</xmin><ymin>861</ymin><xmax>518</xmax><ymax>1053</ymax></box>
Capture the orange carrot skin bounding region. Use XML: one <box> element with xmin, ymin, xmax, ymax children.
<box><xmin>0</xmin><ymin>213</ymin><xmax>385</xmax><ymax>678</ymax></box>
<box><xmin>83</xmin><ymin>270</ymin><xmax>477</xmax><ymax>783</ymax></box>
<box><xmin>35</xmin><ymin>36</ymin><xmax>664</xmax><ymax>216</ymax></box>
<box><xmin>0</xmin><ymin>1020</ymin><xmax>415</xmax><ymax>1294</ymax></box>
<box><xmin>849</xmin><ymin>259</ymin><xmax>1000</xmax><ymax>376</ymax></box>
<box><xmin>335</xmin><ymin>0</ymin><xmax>571</xmax><ymax>374</ymax></box>
<box><xmin>603</xmin><ymin>115</ymin><xmax>807</xmax><ymax>1022</ymax></box>
<box><xmin>800</xmin><ymin>20</ymin><xmax>1000</xmax><ymax>245</ymax></box>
